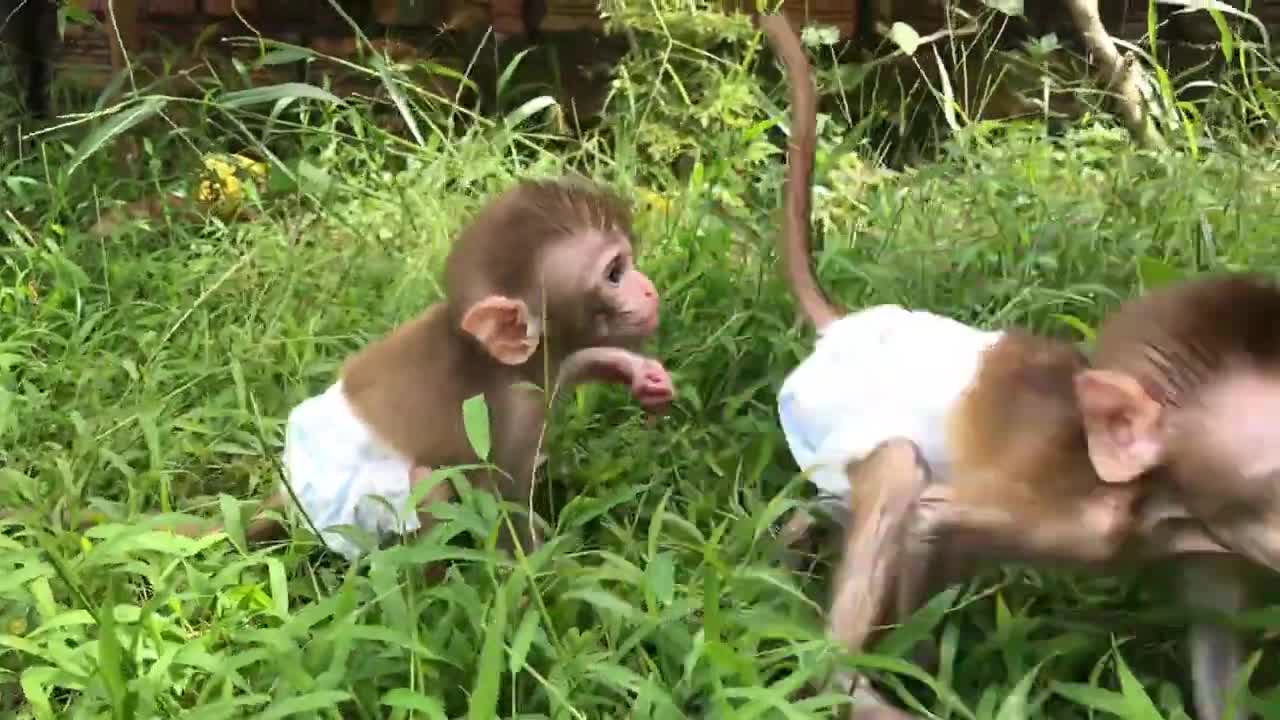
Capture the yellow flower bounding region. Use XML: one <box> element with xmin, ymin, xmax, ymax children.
<box><xmin>196</xmin><ymin>153</ymin><xmax>268</xmax><ymax>217</ymax></box>
<box><xmin>637</xmin><ymin>188</ymin><xmax>670</xmax><ymax>213</ymax></box>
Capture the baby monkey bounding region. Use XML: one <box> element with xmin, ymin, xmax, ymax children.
<box><xmin>754</xmin><ymin>11</ymin><xmax>1274</xmax><ymax>719</ymax></box>
<box><xmin>43</xmin><ymin>178</ymin><xmax>674</xmax><ymax>562</ymax></box>
<box><xmin>824</xmin><ymin>275</ymin><xmax>1280</xmax><ymax>720</ymax></box>
<box><xmin>277</xmin><ymin>176</ymin><xmax>675</xmax><ymax>560</ymax></box>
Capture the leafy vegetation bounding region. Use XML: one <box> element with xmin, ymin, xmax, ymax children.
<box><xmin>2</xmin><ymin>3</ymin><xmax>1278</xmax><ymax>718</ymax></box>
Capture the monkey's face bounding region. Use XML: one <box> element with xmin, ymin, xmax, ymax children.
<box><xmin>1158</xmin><ymin>372</ymin><xmax>1280</xmax><ymax>574</ymax></box>
<box><xmin>1077</xmin><ymin>366</ymin><xmax>1280</xmax><ymax>573</ymax></box>
<box><xmin>542</xmin><ymin>230</ymin><xmax>660</xmax><ymax>349</ymax></box>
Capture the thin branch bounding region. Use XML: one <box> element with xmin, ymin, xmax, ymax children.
<box><xmin>1064</xmin><ymin>0</ymin><xmax>1165</xmax><ymax>148</ymax></box>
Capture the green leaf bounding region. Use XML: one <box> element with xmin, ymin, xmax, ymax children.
<box><xmin>496</xmin><ymin>48</ymin><xmax>535</xmax><ymax>99</ymax></box>
<box><xmin>255</xmin><ymin>46</ymin><xmax>315</xmax><ymax>66</ymax></box>
<box><xmin>1054</xmin><ymin>682</ymin><xmax>1131</xmax><ymax>716</ymax></box>
<box><xmin>20</xmin><ymin>666</ymin><xmax>57</xmax><ymax>720</ymax></box>
<box><xmin>219</xmin><ymin>493</ymin><xmax>246</xmax><ymax>553</ymax></box>
<box><xmin>68</xmin><ymin>97</ymin><xmax>168</xmax><ymax>176</ymax></box>
<box><xmin>462</xmin><ymin>394</ymin><xmax>491</xmax><ymax>461</ymax></box>
<box><xmin>377</xmin><ymin>61</ymin><xmax>426</xmax><ymax>147</ymax></box>
<box><xmin>888</xmin><ymin>22</ymin><xmax>921</xmax><ymax>55</ymax></box>
<box><xmin>469</xmin><ymin>585</ymin><xmax>508</xmax><ymax>720</ymax></box>
<box><xmin>842</xmin><ymin>652</ymin><xmax>975</xmax><ymax>720</ymax></box>
<box><xmin>137</xmin><ymin>412</ymin><xmax>162</xmax><ymax>472</ymax></box>
<box><xmin>259</xmin><ymin>691</ymin><xmax>353</xmax><ymax>719</ymax></box>
<box><xmin>874</xmin><ymin>586</ymin><xmax>960</xmax><ymax>659</ymax></box>
<box><xmin>508</xmin><ymin>607</ymin><xmax>541</xmax><ymax>673</ymax></box>
<box><xmin>564</xmin><ymin>588</ymin><xmax>642</xmax><ymax>621</ymax></box>
<box><xmin>1114</xmin><ymin>648</ymin><xmax>1165</xmax><ymax>720</ymax></box>
<box><xmin>220</xmin><ymin>83</ymin><xmax>342</xmax><ymax>109</ymax></box>
<box><xmin>182</xmin><ymin>695</ymin><xmax>271</xmax><ymax>720</ymax></box>
<box><xmin>646</xmin><ymin>552</ymin><xmax>676</xmax><ymax>610</ymax></box>
<box><xmin>800</xmin><ymin>24</ymin><xmax>840</xmax><ymax>48</ymax></box>
<box><xmin>96</xmin><ymin>583</ymin><xmax>135</xmax><ymax>720</ymax></box>
<box><xmin>267</xmin><ymin>558</ymin><xmax>290</xmax><ymax>618</ymax></box>
<box><xmin>1051</xmin><ymin>313</ymin><xmax>1095</xmax><ymax>342</ymax></box>
<box><xmin>504</xmin><ymin>95</ymin><xmax>559</xmax><ymax>129</ymax></box>
<box><xmin>994</xmin><ymin>661</ymin><xmax>1045</xmax><ymax>720</ymax></box>
<box><xmin>381</xmin><ymin>689</ymin><xmax>447</xmax><ymax>718</ymax></box>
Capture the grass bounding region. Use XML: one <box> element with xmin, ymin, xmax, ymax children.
<box><xmin>2</xmin><ymin>6</ymin><xmax>1280</xmax><ymax>719</ymax></box>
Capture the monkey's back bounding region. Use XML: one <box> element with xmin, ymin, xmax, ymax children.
<box><xmin>777</xmin><ymin>305</ymin><xmax>1003</xmax><ymax>498</ymax></box>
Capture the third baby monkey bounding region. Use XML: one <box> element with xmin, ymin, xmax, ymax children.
<box><xmin>755</xmin><ymin>11</ymin><xmax>1273</xmax><ymax>719</ymax></box>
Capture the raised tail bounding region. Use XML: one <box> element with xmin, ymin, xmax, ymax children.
<box><xmin>757</xmin><ymin>13</ymin><xmax>842</xmax><ymax>331</ymax></box>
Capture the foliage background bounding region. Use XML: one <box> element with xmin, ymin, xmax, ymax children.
<box><xmin>1</xmin><ymin>1</ymin><xmax>1279</xmax><ymax>718</ymax></box>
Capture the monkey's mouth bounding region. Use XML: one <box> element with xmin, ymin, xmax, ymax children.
<box><xmin>639</xmin><ymin>312</ymin><xmax>659</xmax><ymax>335</ymax></box>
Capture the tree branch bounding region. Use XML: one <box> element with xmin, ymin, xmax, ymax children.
<box><xmin>1064</xmin><ymin>0</ymin><xmax>1165</xmax><ymax>148</ymax></box>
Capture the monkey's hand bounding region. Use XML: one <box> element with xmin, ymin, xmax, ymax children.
<box><xmin>629</xmin><ymin>357</ymin><xmax>674</xmax><ymax>415</ymax></box>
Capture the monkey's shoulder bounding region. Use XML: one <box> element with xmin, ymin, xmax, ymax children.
<box><xmin>776</xmin><ymin>305</ymin><xmax>1002</xmax><ymax>497</ymax></box>
<box><xmin>967</xmin><ymin>329</ymin><xmax>1088</xmax><ymax>407</ymax></box>
<box><xmin>942</xmin><ymin>329</ymin><xmax>1090</xmax><ymax>481</ymax></box>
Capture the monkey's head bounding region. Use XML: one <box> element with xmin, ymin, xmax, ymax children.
<box><xmin>443</xmin><ymin>178</ymin><xmax>660</xmax><ymax>367</ymax></box>
<box><xmin>1073</xmin><ymin>274</ymin><xmax>1280</xmax><ymax>573</ymax></box>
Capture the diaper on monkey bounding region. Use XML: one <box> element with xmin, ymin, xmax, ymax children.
<box><xmin>280</xmin><ymin>381</ymin><xmax>421</xmax><ymax>560</ymax></box>
<box><xmin>776</xmin><ymin>304</ymin><xmax>1003</xmax><ymax>500</ymax></box>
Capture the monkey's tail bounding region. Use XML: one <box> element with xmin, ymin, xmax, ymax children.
<box><xmin>757</xmin><ymin>13</ymin><xmax>842</xmax><ymax>332</ymax></box>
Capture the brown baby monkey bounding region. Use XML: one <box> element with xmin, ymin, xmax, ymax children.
<box><xmin>825</xmin><ymin>275</ymin><xmax>1280</xmax><ymax>720</ymax></box>
<box><xmin>754</xmin><ymin>10</ymin><xmax>1275</xmax><ymax>719</ymax></box>
<box><xmin>36</xmin><ymin>178</ymin><xmax>674</xmax><ymax>563</ymax></box>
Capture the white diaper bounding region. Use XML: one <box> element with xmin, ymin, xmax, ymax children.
<box><xmin>777</xmin><ymin>305</ymin><xmax>1003</xmax><ymax>499</ymax></box>
<box><xmin>280</xmin><ymin>381</ymin><xmax>421</xmax><ymax>560</ymax></box>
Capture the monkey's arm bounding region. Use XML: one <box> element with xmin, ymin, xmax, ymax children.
<box><xmin>822</xmin><ymin>438</ymin><xmax>932</xmax><ymax>717</ymax></box>
<box><xmin>484</xmin><ymin>385</ymin><xmax>551</xmax><ymax>554</ymax></box>
<box><xmin>829</xmin><ymin>439</ymin><xmax>931</xmax><ymax>654</ymax></box>
<box><xmin>1179</xmin><ymin>553</ymin><xmax>1250</xmax><ymax>720</ymax></box>
<box><xmin>1136</xmin><ymin>494</ymin><xmax>1251</xmax><ymax>720</ymax></box>
<box><xmin>555</xmin><ymin>347</ymin><xmax>674</xmax><ymax>413</ymax></box>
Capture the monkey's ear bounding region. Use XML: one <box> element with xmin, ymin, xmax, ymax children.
<box><xmin>461</xmin><ymin>296</ymin><xmax>539</xmax><ymax>365</ymax></box>
<box><xmin>1074</xmin><ymin>369</ymin><xmax>1165</xmax><ymax>484</ymax></box>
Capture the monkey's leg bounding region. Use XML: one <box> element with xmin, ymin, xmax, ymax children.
<box><xmin>243</xmin><ymin>494</ymin><xmax>290</xmax><ymax>543</ymax></box>
<box><xmin>187</xmin><ymin>494</ymin><xmax>288</xmax><ymax>543</ymax></box>
<box><xmin>849</xmin><ymin>679</ymin><xmax>923</xmax><ymax>720</ymax></box>
<box><xmin>1179</xmin><ymin>552</ymin><xmax>1252</xmax><ymax>720</ymax></box>
<box><xmin>779</xmin><ymin>508</ymin><xmax>817</xmax><ymax>550</ymax></box>
<box><xmin>826</xmin><ymin>439</ymin><xmax>931</xmax><ymax>702</ymax></box>
<box><xmin>408</xmin><ymin>465</ymin><xmax>456</xmax><ymax>583</ymax></box>
<box><xmin>779</xmin><ymin>494</ymin><xmax>849</xmax><ymax>571</ymax></box>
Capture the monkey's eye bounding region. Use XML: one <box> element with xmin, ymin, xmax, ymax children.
<box><xmin>604</xmin><ymin>257</ymin><xmax>625</xmax><ymax>286</ymax></box>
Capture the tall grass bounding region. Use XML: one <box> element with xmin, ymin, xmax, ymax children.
<box><xmin>1</xmin><ymin>4</ymin><xmax>1278</xmax><ymax>718</ymax></box>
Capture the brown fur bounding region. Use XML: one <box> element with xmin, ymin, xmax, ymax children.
<box><xmin>1092</xmin><ymin>274</ymin><xmax>1280</xmax><ymax>407</ymax></box>
<box><xmin>942</xmin><ymin>331</ymin><xmax>1139</xmax><ymax>566</ymax></box>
